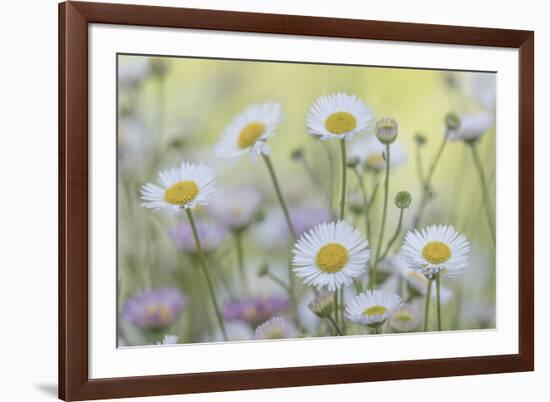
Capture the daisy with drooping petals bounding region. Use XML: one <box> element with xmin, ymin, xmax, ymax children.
<box><xmin>140</xmin><ymin>161</ymin><xmax>215</xmax><ymax>214</ymax></box>
<box><xmin>307</xmin><ymin>93</ymin><xmax>374</xmax><ymax>141</ymax></box>
<box><xmin>254</xmin><ymin>316</ymin><xmax>298</xmax><ymax>340</ymax></box>
<box><xmin>214</xmin><ymin>101</ymin><xmax>283</xmax><ymax>161</ymax></box>
<box><xmin>347</xmin><ymin>135</ymin><xmax>407</xmax><ymax>171</ymax></box>
<box><xmin>292</xmin><ymin>221</ymin><xmax>370</xmax><ymax>292</ymax></box>
<box><xmin>447</xmin><ymin>112</ymin><xmax>494</xmax><ymax>142</ymax></box>
<box><xmin>345</xmin><ymin>290</ymin><xmax>401</xmax><ymax>330</ymax></box>
<box><xmin>401</xmin><ymin>225</ymin><xmax>470</xmax><ymax>278</ymax></box>
<box><xmin>389</xmin><ymin>306</ymin><xmax>419</xmax><ymax>333</ymax></box>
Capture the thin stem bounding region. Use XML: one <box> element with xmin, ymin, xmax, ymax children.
<box><xmin>266</xmin><ymin>271</ymin><xmax>290</xmax><ymax>292</ymax></box>
<box><xmin>234</xmin><ymin>230</ymin><xmax>248</xmax><ymax>292</ymax></box>
<box><xmin>470</xmin><ymin>143</ymin><xmax>496</xmax><ymax>244</ymax></box>
<box><xmin>301</xmin><ymin>158</ymin><xmax>330</xmax><ymax>203</ymax></box>
<box><xmin>185</xmin><ymin>209</ymin><xmax>228</xmax><ymax>341</ymax></box>
<box><xmin>327</xmin><ymin>315</ymin><xmax>344</xmax><ymax>336</ymax></box>
<box><xmin>424</xmin><ymin>278</ymin><xmax>433</xmax><ymax>332</ymax></box>
<box><xmin>372</xmin><ymin>326</ymin><xmax>380</xmax><ymax>335</ymax></box>
<box><xmin>321</xmin><ymin>141</ymin><xmax>335</xmax><ymax>216</ymax></box>
<box><xmin>262</xmin><ymin>154</ymin><xmax>297</xmax><ymax>238</ymax></box>
<box><xmin>371</xmin><ymin>145</ymin><xmax>391</xmax><ymax>288</ymax></box>
<box><xmin>378</xmin><ymin>208</ymin><xmax>404</xmax><ymax>263</ymax></box>
<box><xmin>435</xmin><ymin>272</ymin><xmax>442</xmax><ymax>331</ymax></box>
<box><xmin>351</xmin><ymin>167</ymin><xmax>371</xmax><ymax>243</ymax></box>
<box><xmin>333</xmin><ymin>292</ymin><xmax>339</xmax><ymax>327</ymax></box>
<box><xmin>415</xmin><ymin>143</ymin><xmax>426</xmax><ymax>188</ymax></box>
<box><xmin>414</xmin><ymin>136</ymin><xmax>448</xmax><ymax>228</ymax></box>
<box><xmin>339</xmin><ymin>139</ymin><xmax>347</xmax><ymax>221</ymax></box>
<box><xmin>339</xmin><ymin>288</ymin><xmax>346</xmax><ymax>332</ymax></box>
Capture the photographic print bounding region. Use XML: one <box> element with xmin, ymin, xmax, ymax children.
<box><xmin>117</xmin><ymin>54</ymin><xmax>496</xmax><ymax>347</ymax></box>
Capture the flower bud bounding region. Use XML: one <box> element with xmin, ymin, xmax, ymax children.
<box><xmin>257</xmin><ymin>263</ymin><xmax>269</xmax><ymax>277</ymax></box>
<box><xmin>375</xmin><ymin>117</ymin><xmax>398</xmax><ymax>144</ymax></box>
<box><xmin>149</xmin><ymin>58</ymin><xmax>170</xmax><ymax>78</ymax></box>
<box><xmin>346</xmin><ymin>155</ymin><xmax>360</xmax><ymax>168</ymax></box>
<box><xmin>394</xmin><ymin>191</ymin><xmax>412</xmax><ymax>209</ymax></box>
<box><xmin>291</xmin><ymin>147</ymin><xmax>304</xmax><ymax>161</ymax></box>
<box><xmin>445</xmin><ymin>112</ymin><xmax>461</xmax><ymax>131</ymax></box>
<box><xmin>414</xmin><ymin>133</ymin><xmax>427</xmax><ymax>146</ymax></box>
<box><xmin>307</xmin><ymin>291</ymin><xmax>334</xmax><ymax>318</ymax></box>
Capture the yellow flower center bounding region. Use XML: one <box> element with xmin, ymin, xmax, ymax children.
<box><xmin>422</xmin><ymin>241</ymin><xmax>451</xmax><ymax>264</ymax></box>
<box><xmin>164</xmin><ymin>180</ymin><xmax>199</xmax><ymax>205</ymax></box>
<box><xmin>238</xmin><ymin>122</ymin><xmax>265</xmax><ymax>149</ymax></box>
<box><xmin>363</xmin><ymin>305</ymin><xmax>388</xmax><ymax>317</ymax></box>
<box><xmin>316</xmin><ymin>243</ymin><xmax>349</xmax><ymax>273</ymax></box>
<box><xmin>325</xmin><ymin>112</ymin><xmax>357</xmax><ymax>134</ymax></box>
<box><xmin>243</xmin><ymin>306</ymin><xmax>258</xmax><ymax>321</ymax></box>
<box><xmin>366</xmin><ymin>153</ymin><xmax>385</xmax><ymax>167</ymax></box>
<box><xmin>393</xmin><ymin>312</ymin><xmax>412</xmax><ymax>322</ymax></box>
<box><xmin>146</xmin><ymin>304</ymin><xmax>171</xmax><ymax>323</ymax></box>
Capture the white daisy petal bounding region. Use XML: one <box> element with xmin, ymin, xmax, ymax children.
<box><xmin>214</xmin><ymin>101</ymin><xmax>283</xmax><ymax>162</ymax></box>
<box><xmin>345</xmin><ymin>290</ymin><xmax>401</xmax><ymax>327</ymax></box>
<box><xmin>292</xmin><ymin>220</ymin><xmax>370</xmax><ymax>291</ymax></box>
<box><xmin>307</xmin><ymin>93</ymin><xmax>374</xmax><ymax>141</ymax></box>
<box><xmin>401</xmin><ymin>225</ymin><xmax>470</xmax><ymax>278</ymax></box>
<box><xmin>140</xmin><ymin>161</ymin><xmax>216</xmax><ymax>214</ymax></box>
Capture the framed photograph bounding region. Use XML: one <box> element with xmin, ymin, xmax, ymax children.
<box><xmin>59</xmin><ymin>1</ymin><xmax>534</xmax><ymax>400</ymax></box>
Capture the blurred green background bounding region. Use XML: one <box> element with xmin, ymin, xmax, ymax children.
<box><xmin>117</xmin><ymin>54</ymin><xmax>496</xmax><ymax>346</ymax></box>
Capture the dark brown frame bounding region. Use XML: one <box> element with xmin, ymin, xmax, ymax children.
<box><xmin>59</xmin><ymin>1</ymin><xmax>534</xmax><ymax>400</ymax></box>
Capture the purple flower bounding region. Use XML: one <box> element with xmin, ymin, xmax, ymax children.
<box><xmin>168</xmin><ymin>220</ymin><xmax>228</xmax><ymax>254</ymax></box>
<box><xmin>290</xmin><ymin>207</ymin><xmax>332</xmax><ymax>237</ymax></box>
<box><xmin>222</xmin><ymin>295</ymin><xmax>289</xmax><ymax>327</ymax></box>
<box><xmin>122</xmin><ymin>287</ymin><xmax>187</xmax><ymax>329</ymax></box>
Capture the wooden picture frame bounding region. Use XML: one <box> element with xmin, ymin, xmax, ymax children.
<box><xmin>59</xmin><ymin>1</ymin><xmax>534</xmax><ymax>400</ymax></box>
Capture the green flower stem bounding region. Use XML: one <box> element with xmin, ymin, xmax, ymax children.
<box><xmin>435</xmin><ymin>272</ymin><xmax>442</xmax><ymax>331</ymax></box>
<box><xmin>372</xmin><ymin>326</ymin><xmax>380</xmax><ymax>335</ymax></box>
<box><xmin>339</xmin><ymin>288</ymin><xmax>346</xmax><ymax>333</ymax></box>
<box><xmin>371</xmin><ymin>145</ymin><xmax>391</xmax><ymax>289</ymax></box>
<box><xmin>469</xmin><ymin>142</ymin><xmax>496</xmax><ymax>245</ymax></box>
<box><xmin>185</xmin><ymin>208</ymin><xmax>228</xmax><ymax>341</ymax></box>
<box><xmin>339</xmin><ymin>139</ymin><xmax>347</xmax><ymax>220</ymax></box>
<box><xmin>327</xmin><ymin>315</ymin><xmax>344</xmax><ymax>336</ymax></box>
<box><xmin>414</xmin><ymin>136</ymin><xmax>448</xmax><ymax>228</ymax></box>
<box><xmin>266</xmin><ymin>271</ymin><xmax>291</xmax><ymax>292</ymax></box>
<box><xmin>301</xmin><ymin>158</ymin><xmax>331</xmax><ymax>204</ymax></box>
<box><xmin>351</xmin><ymin>167</ymin><xmax>372</xmax><ymax>244</ymax></box>
<box><xmin>234</xmin><ymin>230</ymin><xmax>248</xmax><ymax>292</ymax></box>
<box><xmin>415</xmin><ymin>143</ymin><xmax>426</xmax><ymax>188</ymax></box>
<box><xmin>262</xmin><ymin>154</ymin><xmax>297</xmax><ymax>239</ymax></box>
<box><xmin>378</xmin><ymin>208</ymin><xmax>405</xmax><ymax>263</ymax></box>
<box><xmin>321</xmin><ymin>141</ymin><xmax>335</xmax><ymax>216</ymax></box>
<box><xmin>334</xmin><ymin>292</ymin><xmax>339</xmax><ymax>327</ymax></box>
<box><xmin>424</xmin><ymin>278</ymin><xmax>433</xmax><ymax>332</ymax></box>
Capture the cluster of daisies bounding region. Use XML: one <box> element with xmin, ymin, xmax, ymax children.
<box><xmin>127</xmin><ymin>90</ymin><xmax>494</xmax><ymax>345</ymax></box>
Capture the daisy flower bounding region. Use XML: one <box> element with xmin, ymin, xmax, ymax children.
<box><xmin>292</xmin><ymin>221</ymin><xmax>370</xmax><ymax>291</ymax></box>
<box><xmin>389</xmin><ymin>306</ymin><xmax>419</xmax><ymax>333</ymax></box>
<box><xmin>447</xmin><ymin>112</ymin><xmax>494</xmax><ymax>142</ymax></box>
<box><xmin>214</xmin><ymin>101</ymin><xmax>283</xmax><ymax>161</ymax></box>
<box><xmin>345</xmin><ymin>290</ymin><xmax>401</xmax><ymax>328</ymax></box>
<box><xmin>307</xmin><ymin>92</ymin><xmax>374</xmax><ymax>141</ymax></box>
<box><xmin>140</xmin><ymin>161</ymin><xmax>215</xmax><ymax>214</ymax></box>
<box><xmin>208</xmin><ymin>187</ymin><xmax>262</xmax><ymax>230</ymax></box>
<box><xmin>401</xmin><ymin>225</ymin><xmax>470</xmax><ymax>278</ymax></box>
<box><xmin>254</xmin><ymin>316</ymin><xmax>298</xmax><ymax>340</ymax></box>
<box><xmin>347</xmin><ymin>135</ymin><xmax>407</xmax><ymax>171</ymax></box>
